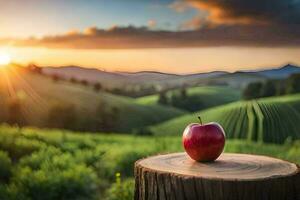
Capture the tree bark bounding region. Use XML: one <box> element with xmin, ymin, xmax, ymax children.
<box><xmin>134</xmin><ymin>153</ymin><xmax>300</xmax><ymax>200</ymax></box>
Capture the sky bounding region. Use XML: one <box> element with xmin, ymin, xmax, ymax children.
<box><xmin>1</xmin><ymin>0</ymin><xmax>300</xmax><ymax>73</ymax></box>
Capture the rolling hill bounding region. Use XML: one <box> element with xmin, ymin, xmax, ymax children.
<box><xmin>151</xmin><ymin>94</ymin><xmax>300</xmax><ymax>144</ymax></box>
<box><xmin>0</xmin><ymin>65</ymin><xmax>186</xmax><ymax>132</ymax></box>
<box><xmin>136</xmin><ymin>86</ymin><xmax>241</xmax><ymax>111</ymax></box>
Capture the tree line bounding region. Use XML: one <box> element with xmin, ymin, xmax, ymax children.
<box><xmin>1</xmin><ymin>98</ymin><xmax>120</xmax><ymax>133</ymax></box>
<box><xmin>243</xmin><ymin>73</ymin><xmax>300</xmax><ymax>100</ymax></box>
<box><xmin>158</xmin><ymin>88</ymin><xmax>205</xmax><ymax>112</ymax></box>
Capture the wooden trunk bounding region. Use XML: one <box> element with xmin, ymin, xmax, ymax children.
<box><xmin>134</xmin><ymin>153</ymin><xmax>300</xmax><ymax>200</ymax></box>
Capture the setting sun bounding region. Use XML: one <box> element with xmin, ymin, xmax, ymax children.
<box><xmin>0</xmin><ymin>52</ymin><xmax>11</xmax><ymax>65</ymax></box>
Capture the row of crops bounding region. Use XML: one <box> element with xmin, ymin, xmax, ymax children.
<box><xmin>152</xmin><ymin>94</ymin><xmax>300</xmax><ymax>144</ymax></box>
<box><xmin>216</xmin><ymin>100</ymin><xmax>300</xmax><ymax>143</ymax></box>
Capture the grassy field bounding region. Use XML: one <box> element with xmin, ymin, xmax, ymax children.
<box><xmin>0</xmin><ymin>125</ymin><xmax>299</xmax><ymax>200</ymax></box>
<box><xmin>151</xmin><ymin>94</ymin><xmax>300</xmax><ymax>143</ymax></box>
<box><xmin>136</xmin><ymin>86</ymin><xmax>240</xmax><ymax>111</ymax></box>
<box><xmin>0</xmin><ymin>68</ymin><xmax>186</xmax><ymax>132</ymax></box>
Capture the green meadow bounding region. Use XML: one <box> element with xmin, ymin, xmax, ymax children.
<box><xmin>0</xmin><ymin>125</ymin><xmax>299</xmax><ymax>199</ymax></box>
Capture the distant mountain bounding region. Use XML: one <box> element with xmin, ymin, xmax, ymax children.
<box><xmin>184</xmin><ymin>71</ymin><xmax>228</xmax><ymax>79</ymax></box>
<box><xmin>43</xmin><ymin>66</ymin><xmax>128</xmax><ymax>88</ymax></box>
<box><xmin>117</xmin><ymin>71</ymin><xmax>179</xmax><ymax>81</ymax></box>
<box><xmin>255</xmin><ymin>64</ymin><xmax>300</xmax><ymax>78</ymax></box>
<box><xmin>43</xmin><ymin>66</ymin><xmax>179</xmax><ymax>88</ymax></box>
<box><xmin>43</xmin><ymin>64</ymin><xmax>300</xmax><ymax>90</ymax></box>
<box><xmin>42</xmin><ymin>66</ymin><xmax>229</xmax><ymax>89</ymax></box>
<box><xmin>210</xmin><ymin>71</ymin><xmax>267</xmax><ymax>88</ymax></box>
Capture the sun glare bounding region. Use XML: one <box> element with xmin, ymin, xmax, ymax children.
<box><xmin>0</xmin><ymin>52</ymin><xmax>11</xmax><ymax>65</ymax></box>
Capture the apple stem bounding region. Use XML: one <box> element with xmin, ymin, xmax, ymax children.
<box><xmin>198</xmin><ymin>116</ymin><xmax>202</xmax><ymax>125</ymax></box>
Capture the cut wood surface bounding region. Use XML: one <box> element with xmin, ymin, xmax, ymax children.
<box><xmin>135</xmin><ymin>153</ymin><xmax>300</xmax><ymax>200</ymax></box>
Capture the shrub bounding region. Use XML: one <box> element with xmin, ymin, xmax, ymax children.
<box><xmin>94</xmin><ymin>82</ymin><xmax>102</xmax><ymax>92</ymax></box>
<box><xmin>47</xmin><ymin>103</ymin><xmax>77</xmax><ymax>130</ymax></box>
<box><xmin>6</xmin><ymin>98</ymin><xmax>27</xmax><ymax>127</ymax></box>
<box><xmin>0</xmin><ymin>184</ymin><xmax>10</xmax><ymax>200</ymax></box>
<box><xmin>106</xmin><ymin>174</ymin><xmax>134</xmax><ymax>200</ymax></box>
<box><xmin>11</xmin><ymin>165</ymin><xmax>99</xmax><ymax>200</ymax></box>
<box><xmin>133</xmin><ymin>127</ymin><xmax>153</xmax><ymax>136</ymax></box>
<box><xmin>0</xmin><ymin>134</ymin><xmax>45</xmax><ymax>160</ymax></box>
<box><xmin>107</xmin><ymin>151</ymin><xmax>149</xmax><ymax>177</ymax></box>
<box><xmin>0</xmin><ymin>151</ymin><xmax>12</xmax><ymax>182</ymax></box>
<box><xmin>18</xmin><ymin>147</ymin><xmax>61</xmax><ymax>170</ymax></box>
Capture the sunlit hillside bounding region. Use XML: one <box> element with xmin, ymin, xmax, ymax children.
<box><xmin>0</xmin><ymin>65</ymin><xmax>186</xmax><ymax>132</ymax></box>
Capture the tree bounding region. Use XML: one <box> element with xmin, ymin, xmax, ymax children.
<box><xmin>80</xmin><ymin>79</ymin><xmax>89</xmax><ymax>86</ymax></box>
<box><xmin>158</xmin><ymin>91</ymin><xmax>168</xmax><ymax>105</ymax></box>
<box><xmin>27</xmin><ymin>63</ymin><xmax>42</xmax><ymax>74</ymax></box>
<box><xmin>286</xmin><ymin>73</ymin><xmax>300</xmax><ymax>94</ymax></box>
<box><xmin>95</xmin><ymin>104</ymin><xmax>120</xmax><ymax>132</ymax></box>
<box><xmin>47</xmin><ymin>104</ymin><xmax>77</xmax><ymax>130</ymax></box>
<box><xmin>93</xmin><ymin>82</ymin><xmax>102</xmax><ymax>92</ymax></box>
<box><xmin>70</xmin><ymin>77</ymin><xmax>79</xmax><ymax>84</ymax></box>
<box><xmin>180</xmin><ymin>87</ymin><xmax>187</xmax><ymax>99</ymax></box>
<box><xmin>260</xmin><ymin>80</ymin><xmax>277</xmax><ymax>97</ymax></box>
<box><xmin>170</xmin><ymin>91</ymin><xmax>204</xmax><ymax>112</ymax></box>
<box><xmin>243</xmin><ymin>82</ymin><xmax>263</xmax><ymax>100</ymax></box>
<box><xmin>51</xmin><ymin>74</ymin><xmax>62</xmax><ymax>82</ymax></box>
<box><xmin>6</xmin><ymin>98</ymin><xmax>26</xmax><ymax>126</ymax></box>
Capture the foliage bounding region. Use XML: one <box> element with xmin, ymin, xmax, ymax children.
<box><xmin>133</xmin><ymin>127</ymin><xmax>153</xmax><ymax>136</ymax></box>
<box><xmin>0</xmin><ymin>151</ymin><xmax>12</xmax><ymax>182</ymax></box>
<box><xmin>170</xmin><ymin>89</ymin><xmax>205</xmax><ymax>112</ymax></box>
<box><xmin>106</xmin><ymin>174</ymin><xmax>134</xmax><ymax>200</ymax></box>
<box><xmin>137</xmin><ymin>86</ymin><xmax>241</xmax><ymax>112</ymax></box>
<box><xmin>243</xmin><ymin>73</ymin><xmax>300</xmax><ymax>100</ymax></box>
<box><xmin>158</xmin><ymin>91</ymin><xmax>168</xmax><ymax>105</ymax></box>
<box><xmin>11</xmin><ymin>165</ymin><xmax>98</xmax><ymax>200</ymax></box>
<box><xmin>94</xmin><ymin>82</ymin><xmax>103</xmax><ymax>92</ymax></box>
<box><xmin>260</xmin><ymin>80</ymin><xmax>277</xmax><ymax>97</ymax></box>
<box><xmin>6</xmin><ymin>98</ymin><xmax>26</xmax><ymax>127</ymax></box>
<box><xmin>243</xmin><ymin>82</ymin><xmax>263</xmax><ymax>100</ymax></box>
<box><xmin>47</xmin><ymin>103</ymin><xmax>77</xmax><ymax>130</ymax></box>
<box><xmin>0</xmin><ymin>125</ymin><xmax>299</xmax><ymax>200</ymax></box>
<box><xmin>286</xmin><ymin>73</ymin><xmax>300</xmax><ymax>94</ymax></box>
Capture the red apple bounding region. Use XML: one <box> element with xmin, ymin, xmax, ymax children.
<box><xmin>182</xmin><ymin>117</ymin><xmax>225</xmax><ymax>162</ymax></box>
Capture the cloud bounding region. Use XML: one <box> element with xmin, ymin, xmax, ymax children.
<box><xmin>185</xmin><ymin>0</ymin><xmax>300</xmax><ymax>25</ymax></box>
<box><xmin>148</xmin><ymin>20</ymin><xmax>157</xmax><ymax>28</ymax></box>
<box><xmin>1</xmin><ymin>24</ymin><xmax>299</xmax><ymax>49</ymax></box>
<box><xmin>83</xmin><ymin>26</ymin><xmax>100</xmax><ymax>36</ymax></box>
<box><xmin>180</xmin><ymin>15</ymin><xmax>203</xmax><ymax>30</ymax></box>
<box><xmin>169</xmin><ymin>1</ymin><xmax>191</xmax><ymax>13</ymax></box>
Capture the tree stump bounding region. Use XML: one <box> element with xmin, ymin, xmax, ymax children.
<box><xmin>134</xmin><ymin>153</ymin><xmax>300</xmax><ymax>200</ymax></box>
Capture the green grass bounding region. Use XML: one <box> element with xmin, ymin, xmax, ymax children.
<box><xmin>0</xmin><ymin>125</ymin><xmax>299</xmax><ymax>199</ymax></box>
<box><xmin>0</xmin><ymin>69</ymin><xmax>186</xmax><ymax>132</ymax></box>
<box><xmin>151</xmin><ymin>94</ymin><xmax>300</xmax><ymax>144</ymax></box>
<box><xmin>136</xmin><ymin>86</ymin><xmax>240</xmax><ymax>110</ymax></box>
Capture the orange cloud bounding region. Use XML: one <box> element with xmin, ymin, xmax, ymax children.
<box><xmin>148</xmin><ymin>20</ymin><xmax>157</xmax><ymax>28</ymax></box>
<box><xmin>1</xmin><ymin>24</ymin><xmax>300</xmax><ymax>49</ymax></box>
<box><xmin>187</xmin><ymin>0</ymin><xmax>266</xmax><ymax>25</ymax></box>
<box><xmin>185</xmin><ymin>0</ymin><xmax>300</xmax><ymax>26</ymax></box>
<box><xmin>180</xmin><ymin>15</ymin><xmax>203</xmax><ymax>30</ymax></box>
<box><xmin>169</xmin><ymin>1</ymin><xmax>191</xmax><ymax>13</ymax></box>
